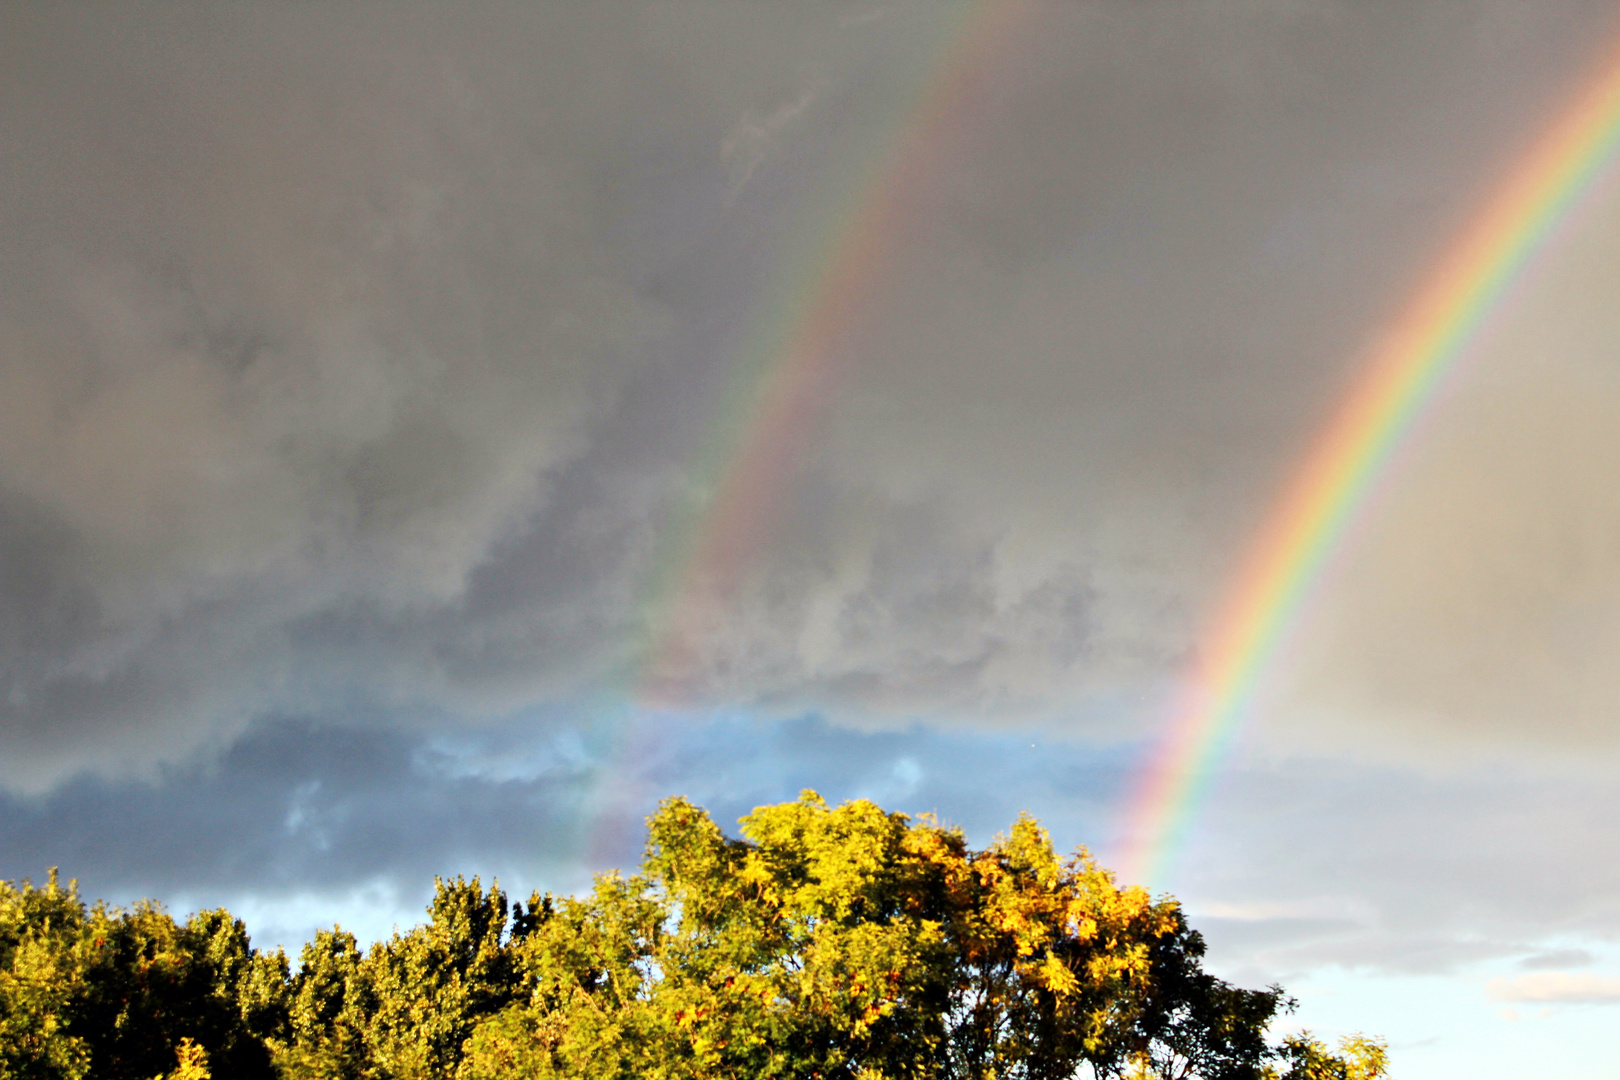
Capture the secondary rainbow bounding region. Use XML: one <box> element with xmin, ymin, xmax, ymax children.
<box><xmin>1121</xmin><ymin>30</ymin><xmax>1620</xmax><ymax>890</ymax></box>
<box><xmin>584</xmin><ymin>4</ymin><xmax>1030</xmax><ymax>863</ymax></box>
<box><xmin>637</xmin><ymin>2</ymin><xmax>1025</xmax><ymax>703</ymax></box>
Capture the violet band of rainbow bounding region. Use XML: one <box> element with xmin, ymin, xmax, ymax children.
<box><xmin>636</xmin><ymin>1</ymin><xmax>1023</xmax><ymax>705</ymax></box>
<box><xmin>1121</xmin><ymin>24</ymin><xmax>1620</xmax><ymax>890</ymax></box>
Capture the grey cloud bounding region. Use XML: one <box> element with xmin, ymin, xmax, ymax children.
<box><xmin>634</xmin><ymin>0</ymin><xmax>1620</xmax><ymax>759</ymax></box>
<box><xmin>0</xmin><ymin>0</ymin><xmax>1037</xmax><ymax>785</ymax></box>
<box><xmin>0</xmin><ymin>710</ymin><xmax>1130</xmax><ymax>951</ymax></box>
<box><xmin>1519</xmin><ymin>949</ymin><xmax>1595</xmax><ymax>971</ymax></box>
<box><xmin>642</xmin><ymin>486</ymin><xmax>1116</xmax><ymax>726</ymax></box>
<box><xmin>4</xmin><ymin>0</ymin><xmax>1620</xmax><ymax>795</ymax></box>
<box><xmin>1272</xmin><ymin>213</ymin><xmax>1620</xmax><ymax>757</ymax></box>
<box><xmin>1180</xmin><ymin>756</ymin><xmax>1620</xmax><ymax>980</ymax></box>
<box><xmin>723</xmin><ymin>88</ymin><xmax>820</xmax><ymax>199</ymax></box>
<box><xmin>0</xmin><ymin>714</ymin><xmax>603</xmax><ymax>950</ymax></box>
<box><xmin>0</xmin><ymin>1</ymin><xmax>777</xmax><ymax>785</ymax></box>
<box><xmin>10</xmin><ymin>706</ymin><xmax>1617</xmax><ymax>991</ymax></box>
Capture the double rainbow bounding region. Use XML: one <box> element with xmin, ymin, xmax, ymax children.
<box><xmin>1122</xmin><ymin>28</ymin><xmax>1620</xmax><ymax>889</ymax></box>
<box><xmin>624</xmin><ymin>3</ymin><xmax>1620</xmax><ymax>892</ymax></box>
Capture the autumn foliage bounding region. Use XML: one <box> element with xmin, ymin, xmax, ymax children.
<box><xmin>0</xmin><ymin>792</ymin><xmax>1385</xmax><ymax>1079</ymax></box>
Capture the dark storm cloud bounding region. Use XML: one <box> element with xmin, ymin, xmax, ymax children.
<box><xmin>0</xmin><ymin>717</ymin><xmax>592</xmax><ymax>904</ymax></box>
<box><xmin>0</xmin><ymin>0</ymin><xmax>779</xmax><ymax>785</ymax></box>
<box><xmin>4</xmin><ymin>0</ymin><xmax>1620</xmax><ymax>797</ymax></box>
<box><xmin>0</xmin><ymin>0</ymin><xmax>990</xmax><ymax>785</ymax></box>
<box><xmin>0</xmin><ymin>710</ymin><xmax>1132</xmax><ymax>949</ymax></box>
<box><xmin>9</xmin><ymin>706</ymin><xmax>1617</xmax><ymax>987</ymax></box>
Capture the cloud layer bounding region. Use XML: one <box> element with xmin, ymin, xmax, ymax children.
<box><xmin>2</xmin><ymin>0</ymin><xmax>1619</xmax><ymax>791</ymax></box>
<box><xmin>8</xmin><ymin>709</ymin><xmax>1619</xmax><ymax>992</ymax></box>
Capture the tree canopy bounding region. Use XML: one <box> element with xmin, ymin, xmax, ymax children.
<box><xmin>0</xmin><ymin>792</ymin><xmax>1387</xmax><ymax>1080</ymax></box>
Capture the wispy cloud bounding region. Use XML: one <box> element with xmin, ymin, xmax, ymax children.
<box><xmin>1516</xmin><ymin>949</ymin><xmax>1595</xmax><ymax>971</ymax></box>
<box><xmin>1487</xmin><ymin>972</ymin><xmax>1620</xmax><ymax>1004</ymax></box>
<box><xmin>722</xmin><ymin>88</ymin><xmax>819</xmax><ymax>199</ymax></box>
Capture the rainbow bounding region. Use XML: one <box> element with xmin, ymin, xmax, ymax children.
<box><xmin>637</xmin><ymin>2</ymin><xmax>1025</xmax><ymax>703</ymax></box>
<box><xmin>588</xmin><ymin>3</ymin><xmax>1028</xmax><ymax>865</ymax></box>
<box><xmin>1121</xmin><ymin>29</ymin><xmax>1620</xmax><ymax>890</ymax></box>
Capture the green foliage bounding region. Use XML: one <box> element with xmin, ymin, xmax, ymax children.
<box><xmin>0</xmin><ymin>870</ymin><xmax>91</xmax><ymax>1080</ymax></box>
<box><xmin>0</xmin><ymin>871</ymin><xmax>282</xmax><ymax>1080</ymax></box>
<box><xmin>164</xmin><ymin>1037</ymin><xmax>212</xmax><ymax>1080</ymax></box>
<box><xmin>1265</xmin><ymin>1033</ymin><xmax>1390</xmax><ymax>1080</ymax></box>
<box><xmin>357</xmin><ymin>877</ymin><xmax>523</xmax><ymax>1079</ymax></box>
<box><xmin>274</xmin><ymin>928</ymin><xmax>366</xmax><ymax>1080</ymax></box>
<box><xmin>1</xmin><ymin>795</ymin><xmax>1390</xmax><ymax>1080</ymax></box>
<box><xmin>457</xmin><ymin>792</ymin><xmax>1356</xmax><ymax>1080</ymax></box>
<box><xmin>73</xmin><ymin>901</ymin><xmax>281</xmax><ymax>1079</ymax></box>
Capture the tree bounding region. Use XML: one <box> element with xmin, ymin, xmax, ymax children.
<box><xmin>355</xmin><ymin>877</ymin><xmax>524</xmax><ymax>1079</ymax></box>
<box><xmin>1265</xmin><ymin>1033</ymin><xmax>1389</xmax><ymax>1080</ymax></box>
<box><xmin>0</xmin><ymin>870</ymin><xmax>91</xmax><ymax>1080</ymax></box>
<box><xmin>166</xmin><ymin>1037</ymin><xmax>212</xmax><ymax>1080</ymax></box>
<box><xmin>0</xmin><ymin>871</ymin><xmax>286</xmax><ymax>1080</ymax></box>
<box><xmin>2</xmin><ymin>795</ymin><xmax>1388</xmax><ymax>1080</ymax></box>
<box><xmin>460</xmin><ymin>792</ymin><xmax>1378</xmax><ymax>1080</ymax></box>
<box><xmin>72</xmin><ymin>901</ymin><xmax>282</xmax><ymax>1080</ymax></box>
<box><xmin>276</xmin><ymin>878</ymin><xmax>526</xmax><ymax>1080</ymax></box>
<box><xmin>273</xmin><ymin>928</ymin><xmax>366</xmax><ymax>1080</ymax></box>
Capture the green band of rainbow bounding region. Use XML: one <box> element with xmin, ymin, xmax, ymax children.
<box><xmin>1122</xmin><ymin>28</ymin><xmax>1620</xmax><ymax>890</ymax></box>
<box><xmin>637</xmin><ymin>1</ymin><xmax>1022</xmax><ymax>703</ymax></box>
<box><xmin>594</xmin><ymin>3</ymin><xmax>1023</xmax><ymax>864</ymax></box>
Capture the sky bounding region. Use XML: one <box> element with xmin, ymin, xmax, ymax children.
<box><xmin>4</xmin><ymin>1</ymin><xmax>1620</xmax><ymax>1074</ymax></box>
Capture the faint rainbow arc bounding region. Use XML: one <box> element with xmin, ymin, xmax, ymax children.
<box><xmin>580</xmin><ymin>4</ymin><xmax>1028</xmax><ymax>860</ymax></box>
<box><xmin>634</xmin><ymin>1</ymin><xmax>1025</xmax><ymax>705</ymax></box>
<box><xmin>1123</xmin><ymin>31</ymin><xmax>1620</xmax><ymax>890</ymax></box>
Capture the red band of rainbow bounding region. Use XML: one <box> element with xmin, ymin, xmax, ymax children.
<box><xmin>1121</xmin><ymin>25</ymin><xmax>1620</xmax><ymax>890</ymax></box>
<box><xmin>638</xmin><ymin>1</ymin><xmax>1024</xmax><ymax>703</ymax></box>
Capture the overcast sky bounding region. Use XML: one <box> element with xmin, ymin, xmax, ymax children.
<box><xmin>5</xmin><ymin>2</ymin><xmax>1620</xmax><ymax>1075</ymax></box>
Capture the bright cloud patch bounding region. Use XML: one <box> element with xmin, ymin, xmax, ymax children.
<box><xmin>1487</xmin><ymin>972</ymin><xmax>1620</xmax><ymax>1003</ymax></box>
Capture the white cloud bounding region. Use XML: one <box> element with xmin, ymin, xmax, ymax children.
<box><xmin>1487</xmin><ymin>972</ymin><xmax>1620</xmax><ymax>1004</ymax></box>
<box><xmin>723</xmin><ymin>88</ymin><xmax>819</xmax><ymax>198</ymax></box>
